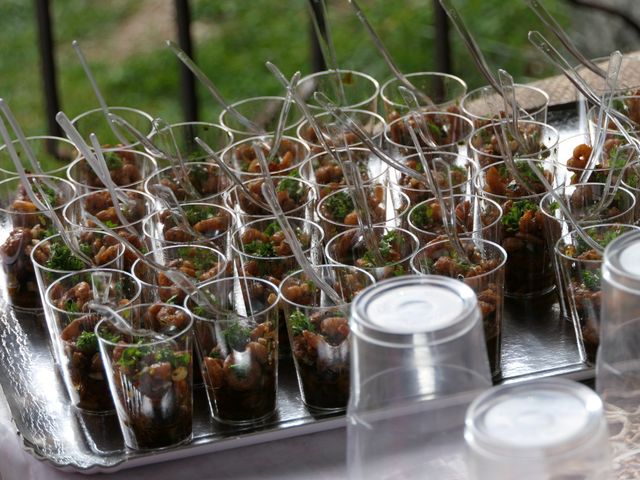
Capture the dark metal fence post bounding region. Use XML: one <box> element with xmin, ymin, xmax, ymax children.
<box><xmin>34</xmin><ymin>0</ymin><xmax>62</xmax><ymax>138</ymax></box>
<box><xmin>308</xmin><ymin>0</ymin><xmax>327</xmax><ymax>72</ymax></box>
<box><xmin>433</xmin><ymin>0</ymin><xmax>452</xmax><ymax>73</ymax></box>
<box><xmin>174</xmin><ymin>0</ymin><xmax>198</xmax><ymax>122</ymax></box>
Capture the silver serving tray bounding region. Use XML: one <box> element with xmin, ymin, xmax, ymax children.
<box><xmin>0</xmin><ymin>106</ymin><xmax>592</xmax><ymax>473</ymax></box>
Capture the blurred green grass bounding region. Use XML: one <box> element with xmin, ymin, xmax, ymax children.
<box><xmin>0</xmin><ymin>0</ymin><xmax>573</xmax><ymax>139</ymax></box>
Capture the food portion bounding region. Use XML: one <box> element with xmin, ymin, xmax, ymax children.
<box><xmin>148</xmin><ymin>162</ymin><xmax>229</xmax><ymax>201</ymax></box>
<box><xmin>470</xmin><ymin>122</ymin><xmax>549</xmax><ymax>167</ymax></box>
<box><xmin>228</xmin><ymin>175</ymin><xmax>311</xmax><ymax>218</ymax></box>
<box><xmin>103</xmin><ymin>304</ymin><xmax>193</xmax><ymax>449</ymax></box>
<box><xmin>387</xmin><ymin>110</ymin><xmax>471</xmax><ymax>153</ymax></box>
<box><xmin>397</xmin><ymin>156</ymin><xmax>470</xmax><ymax>205</ymax></box>
<box><xmin>154</xmin><ymin>203</ymin><xmax>232</xmax><ymax>250</ymax></box>
<box><xmin>71</xmin><ymin>149</ymin><xmax>145</xmax><ymax>189</ymax></box>
<box><xmin>415</xmin><ymin>240</ymin><xmax>503</xmax><ymax>375</ymax></box>
<box><xmin>225</xmin><ymin>138</ymin><xmax>307</xmax><ymax>177</ymax></box>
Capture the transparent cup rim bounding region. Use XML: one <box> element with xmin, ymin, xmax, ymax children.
<box><xmin>554</xmin><ymin>223</ymin><xmax>640</xmax><ymax>265</ymax></box>
<box><xmin>184</xmin><ymin>275</ymin><xmax>281</xmax><ymax>322</ymax></box>
<box><xmin>62</xmin><ymin>187</ymin><xmax>155</xmax><ymax>230</ymax></box>
<box><xmin>45</xmin><ymin>268</ymin><xmax>142</xmax><ymax>317</ymax></box>
<box><xmin>298</xmin><ymin>69</ymin><xmax>380</xmax><ymax>111</ymax></box>
<box><xmin>295</xmin><ymin>108</ymin><xmax>386</xmax><ymax>147</ymax></box>
<box><xmin>147</xmin><ymin>121</ymin><xmax>233</xmax><ymax>157</ymax></box>
<box><xmin>219</xmin><ymin>96</ymin><xmax>304</xmax><ymax>135</ymax></box>
<box><xmin>0</xmin><ymin>135</ymin><xmax>81</xmax><ymax>176</ymax></box>
<box><xmin>301</xmin><ymin>148</ymin><xmax>389</xmax><ymax>188</ymax></box>
<box><xmin>380</xmin><ymin>72</ymin><xmax>467</xmax><ymax>110</ymax></box>
<box><xmin>324</xmin><ymin>226</ymin><xmax>420</xmax><ymax>269</ymax></box>
<box><xmin>397</xmin><ymin>151</ymin><xmax>476</xmax><ymax>193</ymax></box>
<box><xmin>384</xmin><ymin>111</ymin><xmax>474</xmax><ymax>150</ymax></box>
<box><xmin>143</xmin><ymin>160</ymin><xmax>229</xmax><ymax>200</ymax></box>
<box><xmin>0</xmin><ymin>174</ymin><xmax>76</xmax><ymax>215</ymax></box>
<box><xmin>540</xmin><ymin>182</ymin><xmax>636</xmax><ymax>222</ymax></box>
<box><xmin>474</xmin><ymin>159</ymin><xmax>561</xmax><ymax>202</ymax></box>
<box><xmin>460</xmin><ymin>83</ymin><xmax>549</xmax><ymax>122</ymax></box>
<box><xmin>66</xmin><ymin>149</ymin><xmax>158</xmax><ymax>191</ymax></box>
<box><xmin>30</xmin><ymin>230</ymin><xmax>125</xmax><ymax>273</ymax></box>
<box><xmin>95</xmin><ymin>302</ymin><xmax>193</xmax><ymax>348</ymax></box>
<box><xmin>410</xmin><ymin>238</ymin><xmax>507</xmax><ymax>280</ymax></box>
<box><xmin>231</xmin><ymin>217</ymin><xmax>324</xmax><ymax>261</ymax></box>
<box><xmin>469</xmin><ymin>120</ymin><xmax>560</xmax><ymax>161</ymax></box>
<box><xmin>131</xmin><ymin>244</ymin><xmax>228</xmax><ymax>287</ymax></box>
<box><xmin>220</xmin><ymin>134</ymin><xmax>310</xmax><ymax>177</ymax></box>
<box><xmin>279</xmin><ymin>264</ymin><xmax>376</xmax><ymax>310</ymax></box>
<box><xmin>316</xmin><ymin>185</ymin><xmax>410</xmax><ymax>228</ymax></box>
<box><xmin>70</xmin><ymin>106</ymin><xmax>154</xmax><ymax>150</ymax></box>
<box><xmin>408</xmin><ymin>194</ymin><xmax>503</xmax><ymax>237</ymax></box>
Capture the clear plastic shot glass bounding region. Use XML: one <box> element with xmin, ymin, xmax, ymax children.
<box><xmin>465</xmin><ymin>378</ymin><xmax>611</xmax><ymax>479</ymax></box>
<box><xmin>347</xmin><ymin>275</ymin><xmax>492</xmax><ymax>479</ymax></box>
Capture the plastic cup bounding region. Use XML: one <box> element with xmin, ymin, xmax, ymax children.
<box><xmin>347</xmin><ymin>275</ymin><xmax>491</xmax><ymax>479</ymax></box>
<box><xmin>71</xmin><ymin>106</ymin><xmax>154</xmax><ymax>152</ymax></box>
<box><xmin>408</xmin><ymin>193</ymin><xmax>502</xmax><ymax>245</ymax></box>
<box><xmin>143</xmin><ymin>202</ymin><xmax>235</xmax><ymax>257</ymax></box>
<box><xmin>0</xmin><ymin>175</ymin><xmax>76</xmax><ymax>310</ymax></box>
<box><xmin>296</xmin><ymin>109</ymin><xmax>385</xmax><ymax>153</ymax></box>
<box><xmin>220</xmin><ymin>135</ymin><xmax>310</xmax><ymax>181</ymax></box>
<box><xmin>380</xmin><ymin>72</ymin><xmax>467</xmax><ymax>119</ymax></box>
<box><xmin>66</xmin><ymin>149</ymin><xmax>157</xmax><ymax>194</ymax></box>
<box><xmin>219</xmin><ymin>96</ymin><xmax>303</xmax><ymax>138</ymax></box>
<box><xmin>460</xmin><ymin>83</ymin><xmax>549</xmax><ymax>127</ymax></box>
<box><xmin>147</xmin><ymin>121</ymin><xmax>233</xmax><ymax>169</ymax></box>
<box><xmin>185</xmin><ymin>276</ymin><xmax>280</xmax><ymax>425</ymax></box>
<box><xmin>555</xmin><ymin>224</ymin><xmax>640</xmax><ymax>364</ymax></box>
<box><xmin>96</xmin><ymin>302</ymin><xmax>193</xmax><ymax>449</ymax></box>
<box><xmin>0</xmin><ymin>135</ymin><xmax>80</xmax><ymax>180</ymax></box>
<box><xmin>44</xmin><ymin>268</ymin><xmax>142</xmax><ymax>412</ymax></box>
<box><xmin>316</xmin><ymin>185</ymin><xmax>410</xmax><ymax>240</ymax></box>
<box><xmin>297</xmin><ymin>69</ymin><xmax>380</xmax><ymax>113</ymax></box>
<box><xmin>325</xmin><ymin>226</ymin><xmax>419</xmax><ymax>281</ymax></box>
<box><xmin>279</xmin><ymin>265</ymin><xmax>375</xmax><ymax>411</ymax></box>
<box><xmin>384</xmin><ymin>110</ymin><xmax>474</xmax><ymax>157</ymax></box>
<box><xmin>223</xmin><ymin>175</ymin><xmax>315</xmax><ymax>223</ymax></box>
<box><xmin>468</xmin><ymin>119</ymin><xmax>560</xmax><ymax>168</ymax></box>
<box><xmin>465</xmin><ymin>378</ymin><xmax>611</xmax><ymax>479</ymax></box>
<box><xmin>410</xmin><ymin>238</ymin><xmax>507</xmax><ymax>377</ymax></box>
<box><xmin>475</xmin><ymin>159</ymin><xmax>563</xmax><ymax>298</ymax></box>
<box><xmin>394</xmin><ymin>150</ymin><xmax>477</xmax><ymax>206</ymax></box>
<box><xmin>231</xmin><ymin>217</ymin><xmax>324</xmax><ymax>282</ymax></box>
<box><xmin>143</xmin><ymin>161</ymin><xmax>232</xmax><ymax>204</ymax></box>
<box><xmin>132</xmin><ymin>244</ymin><xmax>228</xmax><ymax>305</ymax></box>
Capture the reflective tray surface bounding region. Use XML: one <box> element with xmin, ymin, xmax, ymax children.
<box><xmin>0</xmin><ymin>105</ymin><xmax>592</xmax><ymax>473</ymax></box>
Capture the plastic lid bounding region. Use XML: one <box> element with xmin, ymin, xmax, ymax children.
<box><xmin>603</xmin><ymin>231</ymin><xmax>640</xmax><ymax>292</ymax></box>
<box><xmin>350</xmin><ymin>275</ymin><xmax>478</xmax><ymax>347</ymax></box>
<box><xmin>465</xmin><ymin>378</ymin><xmax>604</xmax><ymax>457</ymax></box>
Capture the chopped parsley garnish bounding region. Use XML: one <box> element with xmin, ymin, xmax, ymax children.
<box><xmin>104</xmin><ymin>220</ymin><xmax>118</xmax><ymax>229</ymax></box>
<box><xmin>155</xmin><ymin>348</ymin><xmax>190</xmax><ymax>368</ymax></box>
<box><xmin>46</xmin><ymin>242</ymin><xmax>86</xmax><ymax>271</ymax></box>
<box><xmin>548</xmin><ymin>201</ymin><xmax>560</xmax><ymax>212</ymax></box>
<box><xmin>76</xmin><ymin>331</ymin><xmax>98</xmax><ymax>352</ymax></box>
<box><xmin>183</xmin><ymin>205</ymin><xmax>215</xmax><ymax>225</ymax></box>
<box><xmin>379</xmin><ymin>230</ymin><xmax>400</xmax><ymax>258</ymax></box>
<box><xmin>104</xmin><ymin>152</ymin><xmax>123</xmax><ymax>171</ymax></box>
<box><xmin>35</xmin><ymin>182</ymin><xmax>58</xmax><ymax>206</ymax></box>
<box><xmin>118</xmin><ymin>342</ymin><xmax>149</xmax><ymax>368</ymax></box>
<box><xmin>276</xmin><ymin>177</ymin><xmax>304</xmax><ymax>202</ymax></box>
<box><xmin>324</xmin><ymin>191</ymin><xmax>354</xmax><ymax>222</ymax></box>
<box><xmin>427</xmin><ymin>122</ymin><xmax>443</xmax><ymax>138</ymax></box>
<box><xmin>243</xmin><ymin>240</ymin><xmax>275</xmax><ymax>257</ymax></box>
<box><xmin>223</xmin><ymin>323</ymin><xmax>252</xmax><ymax>351</ymax></box>
<box><xmin>410</xmin><ymin>203</ymin><xmax>435</xmax><ymax>228</ymax></box>
<box><xmin>502</xmin><ymin>200</ymin><xmax>538</xmax><ymax>232</ymax></box>
<box><xmin>582</xmin><ymin>270</ymin><xmax>601</xmax><ymax>291</ymax></box>
<box><xmin>65</xmin><ymin>300</ymin><xmax>81</xmax><ymax>313</ymax></box>
<box><xmin>263</xmin><ymin>221</ymin><xmax>281</xmax><ymax>237</ymax></box>
<box><xmin>289</xmin><ymin>310</ymin><xmax>315</xmax><ymax>336</ymax></box>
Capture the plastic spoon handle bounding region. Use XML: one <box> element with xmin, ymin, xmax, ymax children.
<box><xmin>307</xmin><ymin>0</ymin><xmax>347</xmax><ymax>106</ymax></box>
<box><xmin>397</xmin><ymin>86</ymin><xmax>439</xmax><ymax>149</ymax></box>
<box><xmin>525</xmin><ymin>0</ymin><xmax>606</xmax><ymax>78</ymax></box>
<box><xmin>525</xmin><ymin>158</ymin><xmax>603</xmax><ymax>252</ymax></box>
<box><xmin>253</xmin><ymin>148</ymin><xmax>344</xmax><ymax>306</ymax></box>
<box><xmin>266</xmin><ymin>71</ymin><xmax>300</xmax><ymax>167</ymax></box>
<box><xmin>497</xmin><ymin>69</ymin><xmax>528</xmax><ymax>149</ymax></box>
<box><xmin>348</xmin><ymin>0</ymin><xmax>433</xmax><ymax>106</ymax></box>
<box><xmin>166</xmin><ymin>40</ymin><xmax>264</xmax><ymax>135</ymax></box>
<box><xmin>72</xmin><ymin>40</ymin><xmax>130</xmax><ymax>145</ymax></box>
<box><xmin>147</xmin><ymin>183</ymin><xmax>207</xmax><ymax>241</ymax></box>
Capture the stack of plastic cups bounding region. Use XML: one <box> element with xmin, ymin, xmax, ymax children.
<box><xmin>598</xmin><ymin>230</ymin><xmax>640</xmax><ymax>475</ymax></box>
<box><xmin>465</xmin><ymin>378</ymin><xmax>611</xmax><ymax>479</ymax></box>
<box><xmin>347</xmin><ymin>275</ymin><xmax>491</xmax><ymax>479</ymax></box>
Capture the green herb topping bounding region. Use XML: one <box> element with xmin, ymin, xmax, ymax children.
<box><xmin>502</xmin><ymin>200</ymin><xmax>538</xmax><ymax>232</ymax></box>
<box><xmin>46</xmin><ymin>242</ymin><xmax>86</xmax><ymax>271</ymax></box>
<box><xmin>223</xmin><ymin>323</ymin><xmax>252</xmax><ymax>351</ymax></box>
<box><xmin>324</xmin><ymin>191</ymin><xmax>354</xmax><ymax>222</ymax></box>
<box><xmin>290</xmin><ymin>310</ymin><xmax>315</xmax><ymax>336</ymax></box>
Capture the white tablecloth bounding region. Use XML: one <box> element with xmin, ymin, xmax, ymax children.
<box><xmin>0</xmin><ymin>388</ymin><xmax>347</xmax><ymax>480</ymax></box>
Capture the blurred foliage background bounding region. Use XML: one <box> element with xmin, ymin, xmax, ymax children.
<box><xmin>0</xmin><ymin>0</ymin><xmax>638</xmax><ymax>137</ymax></box>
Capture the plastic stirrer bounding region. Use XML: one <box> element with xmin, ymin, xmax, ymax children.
<box><xmin>498</xmin><ymin>69</ymin><xmax>529</xmax><ymax>151</ymax></box>
<box><xmin>525</xmin><ymin>0</ymin><xmax>606</xmax><ymax>78</ymax></box>
<box><xmin>147</xmin><ymin>183</ymin><xmax>208</xmax><ymax>242</ymax></box>
<box><xmin>71</xmin><ymin>40</ymin><xmax>130</xmax><ymax>146</ymax></box>
<box><xmin>348</xmin><ymin>0</ymin><xmax>432</xmax><ymax>106</ymax></box>
<box><xmin>397</xmin><ymin>86</ymin><xmax>439</xmax><ymax>149</ymax></box>
<box><xmin>166</xmin><ymin>40</ymin><xmax>264</xmax><ymax>135</ymax></box>
<box><xmin>252</xmin><ymin>145</ymin><xmax>344</xmax><ymax>306</ymax></box>
<box><xmin>0</xmin><ymin>116</ymin><xmax>94</xmax><ymax>265</ymax></box>
<box><xmin>307</xmin><ymin>0</ymin><xmax>347</xmax><ymax>107</ymax></box>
